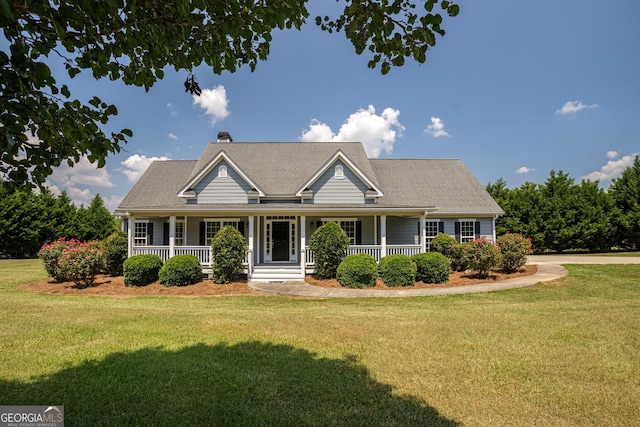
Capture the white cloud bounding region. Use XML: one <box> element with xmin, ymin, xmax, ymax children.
<box><xmin>606</xmin><ymin>150</ymin><xmax>618</xmax><ymax>159</ymax></box>
<box><xmin>49</xmin><ymin>156</ymin><xmax>115</xmax><ymax>188</ymax></box>
<box><xmin>516</xmin><ymin>166</ymin><xmax>536</xmax><ymax>174</ymax></box>
<box><xmin>424</xmin><ymin>117</ymin><xmax>450</xmax><ymax>138</ymax></box>
<box><xmin>121</xmin><ymin>154</ymin><xmax>171</xmax><ymax>182</ymax></box>
<box><xmin>582</xmin><ymin>152</ymin><xmax>638</xmax><ymax>182</ymax></box>
<box><xmin>168</xmin><ymin>133</ymin><xmax>178</xmax><ymax>140</ymax></box>
<box><xmin>300</xmin><ymin>105</ymin><xmax>404</xmax><ymax>158</ymax></box>
<box><xmin>102</xmin><ymin>195</ymin><xmax>124</xmax><ymax>213</ymax></box>
<box><xmin>167</xmin><ymin>102</ymin><xmax>178</xmax><ymax>117</ymax></box>
<box><xmin>192</xmin><ymin>85</ymin><xmax>230</xmax><ymax>124</ymax></box>
<box><xmin>556</xmin><ymin>100</ymin><xmax>598</xmax><ymax>115</ymax></box>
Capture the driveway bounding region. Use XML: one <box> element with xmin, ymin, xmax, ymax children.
<box><xmin>528</xmin><ymin>255</ymin><xmax>640</xmax><ymax>265</ymax></box>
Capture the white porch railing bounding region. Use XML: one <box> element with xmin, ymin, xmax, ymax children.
<box><xmin>132</xmin><ymin>246</ymin><xmax>249</xmax><ymax>270</ymax></box>
<box><xmin>304</xmin><ymin>244</ymin><xmax>422</xmax><ymax>265</ymax></box>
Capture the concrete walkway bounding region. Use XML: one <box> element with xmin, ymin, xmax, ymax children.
<box><xmin>249</xmin><ymin>255</ymin><xmax>640</xmax><ymax>298</ymax></box>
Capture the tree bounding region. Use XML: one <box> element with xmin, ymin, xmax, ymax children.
<box><xmin>0</xmin><ymin>0</ymin><xmax>459</xmax><ymax>191</ymax></box>
<box><xmin>609</xmin><ymin>155</ymin><xmax>640</xmax><ymax>249</ymax></box>
<box><xmin>76</xmin><ymin>194</ymin><xmax>118</xmax><ymax>241</ymax></box>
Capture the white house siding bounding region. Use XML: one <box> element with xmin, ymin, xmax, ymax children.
<box><xmin>194</xmin><ymin>160</ymin><xmax>251</xmax><ymax>204</ymax></box>
<box><xmin>311</xmin><ymin>161</ymin><xmax>369</xmax><ymax>204</ymax></box>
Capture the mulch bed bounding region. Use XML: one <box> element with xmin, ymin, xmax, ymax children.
<box><xmin>18</xmin><ymin>265</ymin><xmax>537</xmax><ymax>297</ymax></box>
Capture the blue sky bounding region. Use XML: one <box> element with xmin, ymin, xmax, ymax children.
<box><xmin>35</xmin><ymin>0</ymin><xmax>640</xmax><ymax>211</ymax></box>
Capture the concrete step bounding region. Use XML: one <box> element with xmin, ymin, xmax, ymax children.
<box><xmin>250</xmin><ymin>265</ymin><xmax>304</xmax><ymax>282</ymax></box>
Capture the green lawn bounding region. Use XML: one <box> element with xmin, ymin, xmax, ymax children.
<box><xmin>1</xmin><ymin>260</ymin><xmax>638</xmax><ymax>426</ymax></box>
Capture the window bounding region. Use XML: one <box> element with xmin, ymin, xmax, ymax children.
<box><xmin>460</xmin><ymin>221</ymin><xmax>475</xmax><ymax>243</ymax></box>
<box><xmin>204</xmin><ymin>219</ymin><xmax>239</xmax><ymax>245</ymax></box>
<box><xmin>218</xmin><ymin>165</ymin><xmax>227</xmax><ymax>178</ymax></box>
<box><xmin>134</xmin><ymin>221</ymin><xmax>148</xmax><ymax>246</ymax></box>
<box><xmin>175</xmin><ymin>221</ymin><xmax>184</xmax><ymax>246</ymax></box>
<box><xmin>334</xmin><ymin>164</ymin><xmax>344</xmax><ymax>179</ymax></box>
<box><xmin>322</xmin><ymin>218</ymin><xmax>356</xmax><ymax>245</ymax></box>
<box><xmin>425</xmin><ymin>220</ymin><xmax>439</xmax><ymax>250</ymax></box>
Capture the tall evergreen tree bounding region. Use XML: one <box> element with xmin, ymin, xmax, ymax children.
<box><xmin>609</xmin><ymin>155</ymin><xmax>640</xmax><ymax>249</ymax></box>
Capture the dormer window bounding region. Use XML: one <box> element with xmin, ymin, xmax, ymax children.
<box><xmin>334</xmin><ymin>164</ymin><xmax>344</xmax><ymax>179</ymax></box>
<box><xmin>218</xmin><ymin>165</ymin><xmax>228</xmax><ymax>178</ymax></box>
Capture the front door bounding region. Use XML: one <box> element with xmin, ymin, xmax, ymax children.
<box><xmin>264</xmin><ymin>218</ymin><xmax>297</xmax><ymax>263</ymax></box>
<box><xmin>272</xmin><ymin>221</ymin><xmax>289</xmax><ymax>261</ymax></box>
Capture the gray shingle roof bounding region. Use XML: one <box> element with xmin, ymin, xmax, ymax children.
<box><xmin>370</xmin><ymin>159</ymin><xmax>504</xmax><ymax>215</ymax></box>
<box><xmin>116</xmin><ymin>142</ymin><xmax>503</xmax><ymax>216</ymax></box>
<box><xmin>185</xmin><ymin>141</ymin><xmax>379</xmax><ymax>195</ymax></box>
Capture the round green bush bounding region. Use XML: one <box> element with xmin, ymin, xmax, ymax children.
<box><xmin>101</xmin><ymin>231</ymin><xmax>128</xmax><ymax>276</ymax></box>
<box><xmin>211</xmin><ymin>225</ymin><xmax>247</xmax><ymax>284</ymax></box>
<box><xmin>159</xmin><ymin>254</ymin><xmax>202</xmax><ymax>287</ymax></box>
<box><xmin>431</xmin><ymin>233</ymin><xmax>458</xmax><ymax>260</ymax></box>
<box><xmin>411</xmin><ymin>252</ymin><xmax>450</xmax><ymax>284</ymax></box>
<box><xmin>123</xmin><ymin>254</ymin><xmax>163</xmax><ymax>286</ymax></box>
<box><xmin>309</xmin><ymin>222</ymin><xmax>351</xmax><ymax>279</ymax></box>
<box><xmin>378</xmin><ymin>254</ymin><xmax>417</xmax><ymax>287</ymax></box>
<box><xmin>336</xmin><ymin>253</ymin><xmax>378</xmax><ymax>288</ymax></box>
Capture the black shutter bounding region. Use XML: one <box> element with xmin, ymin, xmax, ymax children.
<box><xmin>237</xmin><ymin>221</ymin><xmax>245</xmax><ymax>236</ymax></box>
<box><xmin>163</xmin><ymin>223</ymin><xmax>169</xmax><ymax>245</ymax></box>
<box><xmin>355</xmin><ymin>221</ymin><xmax>362</xmax><ymax>245</ymax></box>
<box><xmin>147</xmin><ymin>222</ymin><xmax>154</xmax><ymax>245</ymax></box>
<box><xmin>454</xmin><ymin>221</ymin><xmax>461</xmax><ymax>243</ymax></box>
<box><xmin>475</xmin><ymin>221</ymin><xmax>481</xmax><ymax>239</ymax></box>
<box><xmin>199</xmin><ymin>222</ymin><xmax>205</xmax><ymax>246</ymax></box>
<box><xmin>438</xmin><ymin>222</ymin><xmax>445</xmax><ymax>234</ymax></box>
<box><xmin>316</xmin><ymin>221</ymin><xmax>323</xmax><ymax>229</ymax></box>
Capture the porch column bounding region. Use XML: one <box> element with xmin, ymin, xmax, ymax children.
<box><xmin>127</xmin><ymin>215</ymin><xmax>135</xmax><ymax>257</ymax></box>
<box><xmin>380</xmin><ymin>215</ymin><xmax>387</xmax><ymax>259</ymax></box>
<box><xmin>300</xmin><ymin>216</ymin><xmax>306</xmax><ymax>273</ymax></box>
<box><xmin>492</xmin><ymin>215</ymin><xmax>497</xmax><ymax>242</ymax></box>
<box><xmin>420</xmin><ymin>214</ymin><xmax>426</xmax><ymax>253</ymax></box>
<box><xmin>169</xmin><ymin>216</ymin><xmax>176</xmax><ymax>258</ymax></box>
<box><xmin>248</xmin><ymin>216</ymin><xmax>255</xmax><ymax>274</ymax></box>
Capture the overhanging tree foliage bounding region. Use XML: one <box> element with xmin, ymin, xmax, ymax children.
<box><xmin>0</xmin><ymin>0</ymin><xmax>459</xmax><ymax>191</ymax></box>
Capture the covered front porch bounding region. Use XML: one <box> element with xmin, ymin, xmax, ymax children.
<box><xmin>124</xmin><ymin>213</ymin><xmax>431</xmax><ymax>281</ymax></box>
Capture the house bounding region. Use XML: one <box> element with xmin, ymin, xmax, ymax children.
<box><xmin>115</xmin><ymin>133</ymin><xmax>504</xmax><ymax>281</ymax></box>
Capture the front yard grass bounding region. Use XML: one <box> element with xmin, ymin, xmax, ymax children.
<box><xmin>0</xmin><ymin>259</ymin><xmax>638</xmax><ymax>426</ymax></box>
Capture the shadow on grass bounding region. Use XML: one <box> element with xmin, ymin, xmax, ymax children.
<box><xmin>0</xmin><ymin>342</ymin><xmax>458</xmax><ymax>426</ymax></box>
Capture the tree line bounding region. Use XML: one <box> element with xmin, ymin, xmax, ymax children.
<box><xmin>0</xmin><ymin>188</ymin><xmax>118</xmax><ymax>258</ymax></box>
<box><xmin>486</xmin><ymin>156</ymin><xmax>640</xmax><ymax>253</ymax></box>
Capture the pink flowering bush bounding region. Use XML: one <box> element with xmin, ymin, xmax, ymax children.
<box><xmin>39</xmin><ymin>238</ymin><xmax>105</xmax><ymax>287</ymax></box>
<box><xmin>39</xmin><ymin>237</ymin><xmax>82</xmax><ymax>282</ymax></box>
<box><xmin>57</xmin><ymin>242</ymin><xmax>105</xmax><ymax>288</ymax></box>
<box><xmin>460</xmin><ymin>237</ymin><xmax>502</xmax><ymax>278</ymax></box>
<box><xmin>497</xmin><ymin>232</ymin><xmax>532</xmax><ymax>273</ymax></box>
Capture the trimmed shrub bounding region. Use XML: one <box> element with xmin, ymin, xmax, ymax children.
<box><xmin>211</xmin><ymin>225</ymin><xmax>247</xmax><ymax>284</ymax></box>
<box><xmin>450</xmin><ymin>243</ymin><xmax>469</xmax><ymax>272</ymax></box>
<box><xmin>379</xmin><ymin>254</ymin><xmax>417</xmax><ymax>287</ymax></box>
<box><xmin>38</xmin><ymin>237</ymin><xmax>82</xmax><ymax>282</ymax></box>
<box><xmin>101</xmin><ymin>231</ymin><xmax>128</xmax><ymax>276</ymax></box>
<box><xmin>431</xmin><ymin>233</ymin><xmax>458</xmax><ymax>260</ymax></box>
<box><xmin>462</xmin><ymin>237</ymin><xmax>502</xmax><ymax>278</ymax></box>
<box><xmin>56</xmin><ymin>241</ymin><xmax>105</xmax><ymax>288</ymax></box>
<box><xmin>336</xmin><ymin>253</ymin><xmax>378</xmax><ymax>288</ymax></box>
<box><xmin>497</xmin><ymin>232</ymin><xmax>532</xmax><ymax>273</ymax></box>
<box><xmin>123</xmin><ymin>254</ymin><xmax>163</xmax><ymax>286</ymax></box>
<box><xmin>159</xmin><ymin>254</ymin><xmax>202</xmax><ymax>287</ymax></box>
<box><xmin>412</xmin><ymin>252</ymin><xmax>450</xmax><ymax>284</ymax></box>
<box><xmin>309</xmin><ymin>222</ymin><xmax>351</xmax><ymax>279</ymax></box>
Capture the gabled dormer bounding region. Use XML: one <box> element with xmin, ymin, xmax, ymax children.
<box><xmin>177</xmin><ymin>151</ymin><xmax>264</xmax><ymax>204</ymax></box>
<box><xmin>295</xmin><ymin>150</ymin><xmax>384</xmax><ymax>204</ymax></box>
